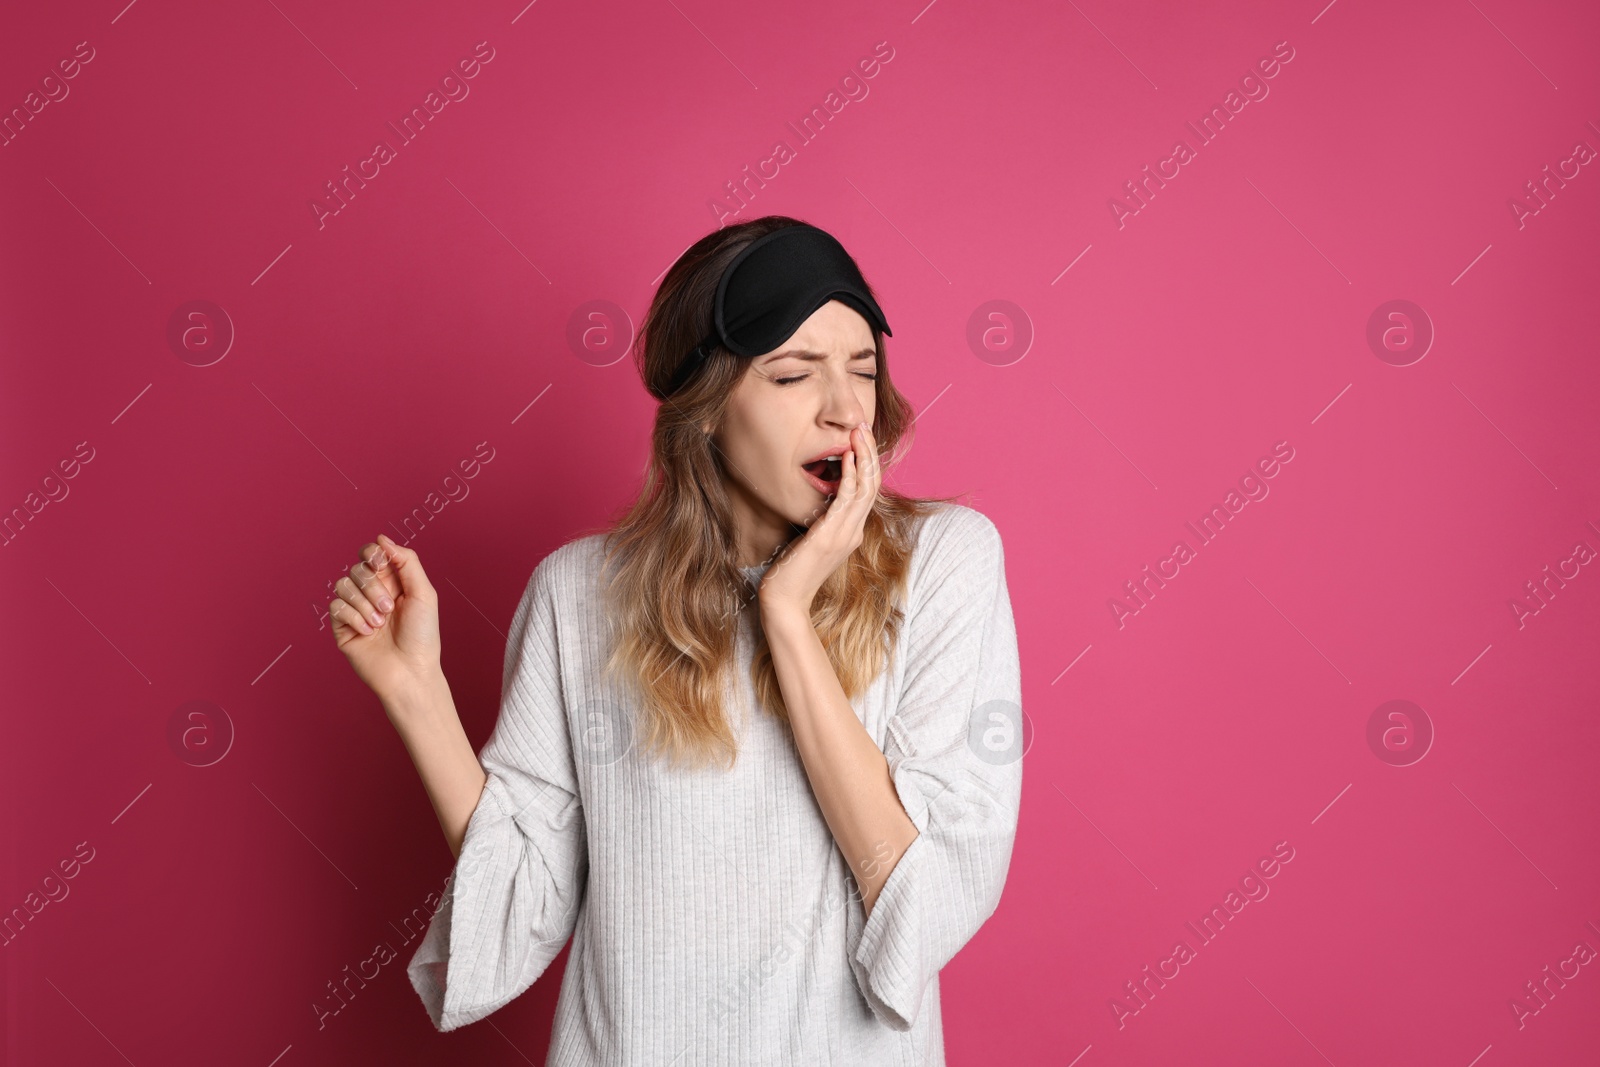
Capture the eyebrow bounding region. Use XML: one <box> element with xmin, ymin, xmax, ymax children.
<box><xmin>759</xmin><ymin>348</ymin><xmax>877</xmax><ymax>363</ymax></box>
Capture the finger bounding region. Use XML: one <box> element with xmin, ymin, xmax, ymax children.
<box><xmin>353</xmin><ymin>543</ymin><xmax>400</xmax><ymax>612</ymax></box>
<box><xmin>843</xmin><ymin>428</ymin><xmax>872</xmax><ymax>508</ymax></box>
<box><xmin>841</xmin><ymin>446</ymin><xmax>860</xmax><ymax>505</ymax></box>
<box><xmin>858</xmin><ymin>422</ymin><xmax>881</xmax><ymax>487</ymax></box>
<box><xmin>377</xmin><ymin>534</ymin><xmax>437</xmax><ymax>602</ymax></box>
<box><xmin>330</xmin><ymin>597</ymin><xmax>374</xmax><ymax>636</ymax></box>
<box><xmin>335</xmin><ymin>576</ymin><xmax>386</xmax><ymax>629</ymax></box>
<box><xmin>861</xmin><ymin>422</ymin><xmax>882</xmax><ymax>486</ymax></box>
<box><xmin>845</xmin><ymin>447</ymin><xmax>874</xmax><ymax>525</ymax></box>
<box><xmin>815</xmin><ymin>448</ymin><xmax>853</xmax><ymax>529</ymax></box>
<box><xmin>839</xmin><ymin>430</ymin><xmax>876</xmax><ymax>533</ymax></box>
<box><xmin>822</xmin><ymin>450</ymin><xmax>865</xmax><ymax>543</ymax></box>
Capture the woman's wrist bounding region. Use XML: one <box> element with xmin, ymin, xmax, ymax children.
<box><xmin>758</xmin><ymin>596</ymin><xmax>815</xmax><ymax>640</ymax></box>
<box><xmin>379</xmin><ymin>665</ymin><xmax>454</xmax><ymax>723</ymax></box>
<box><xmin>757</xmin><ymin>589</ymin><xmax>800</xmax><ymax>619</ymax></box>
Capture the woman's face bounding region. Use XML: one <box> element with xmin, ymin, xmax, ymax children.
<box><xmin>710</xmin><ymin>299</ymin><xmax>879</xmax><ymax>564</ymax></box>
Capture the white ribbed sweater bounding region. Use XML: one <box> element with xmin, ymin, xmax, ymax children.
<box><xmin>408</xmin><ymin>502</ymin><xmax>1023</xmax><ymax>1065</ymax></box>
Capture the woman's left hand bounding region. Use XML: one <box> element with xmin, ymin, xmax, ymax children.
<box><xmin>758</xmin><ymin>420</ymin><xmax>882</xmax><ymax>618</ymax></box>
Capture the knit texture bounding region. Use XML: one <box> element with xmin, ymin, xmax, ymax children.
<box><xmin>407</xmin><ymin>502</ymin><xmax>1023</xmax><ymax>1065</ymax></box>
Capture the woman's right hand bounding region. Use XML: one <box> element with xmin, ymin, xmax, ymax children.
<box><xmin>330</xmin><ymin>534</ymin><xmax>442</xmax><ymax>705</ymax></box>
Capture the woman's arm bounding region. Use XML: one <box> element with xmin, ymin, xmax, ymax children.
<box><xmin>402</xmin><ymin>555</ymin><xmax>591</xmax><ymax>1033</ymax></box>
<box><xmin>754</xmin><ymin>421</ymin><xmax>917</xmax><ymax>917</ymax></box>
<box><xmin>382</xmin><ymin>670</ymin><xmax>488</xmax><ymax>862</ymax></box>
<box><xmin>330</xmin><ymin>533</ymin><xmax>487</xmax><ymax>862</ymax></box>
<box><xmin>761</xmin><ymin>602</ymin><xmax>918</xmax><ymax>918</ymax></box>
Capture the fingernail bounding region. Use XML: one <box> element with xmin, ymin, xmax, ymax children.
<box><xmin>369</xmin><ymin>612</ymin><xmax>383</xmax><ymax>627</ymax></box>
<box><xmin>378</xmin><ymin>595</ymin><xmax>393</xmax><ymax>612</ymax></box>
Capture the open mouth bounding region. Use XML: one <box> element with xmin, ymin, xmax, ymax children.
<box><xmin>801</xmin><ymin>455</ymin><xmax>843</xmax><ymax>492</ymax></box>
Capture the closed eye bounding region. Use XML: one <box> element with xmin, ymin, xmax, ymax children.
<box><xmin>774</xmin><ymin>373</ymin><xmax>877</xmax><ymax>385</ymax></box>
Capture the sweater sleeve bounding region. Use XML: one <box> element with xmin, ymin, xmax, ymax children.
<box><xmin>844</xmin><ymin>506</ymin><xmax>1024</xmax><ymax>1031</ymax></box>
<box><xmin>407</xmin><ymin>557</ymin><xmax>590</xmax><ymax>1032</ymax></box>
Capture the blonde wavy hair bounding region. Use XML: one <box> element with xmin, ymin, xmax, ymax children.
<box><xmin>593</xmin><ymin>215</ymin><xmax>961</xmax><ymax>771</ymax></box>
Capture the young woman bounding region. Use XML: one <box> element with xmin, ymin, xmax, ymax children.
<box><xmin>331</xmin><ymin>216</ymin><xmax>1024</xmax><ymax>1064</ymax></box>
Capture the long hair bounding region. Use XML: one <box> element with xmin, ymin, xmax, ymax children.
<box><xmin>597</xmin><ymin>215</ymin><xmax>962</xmax><ymax>771</ymax></box>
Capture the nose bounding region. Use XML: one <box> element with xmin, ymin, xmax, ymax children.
<box><xmin>819</xmin><ymin>364</ymin><xmax>870</xmax><ymax>429</ymax></box>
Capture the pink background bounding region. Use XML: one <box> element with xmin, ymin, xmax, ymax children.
<box><xmin>3</xmin><ymin>0</ymin><xmax>1598</xmax><ymax>1063</ymax></box>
